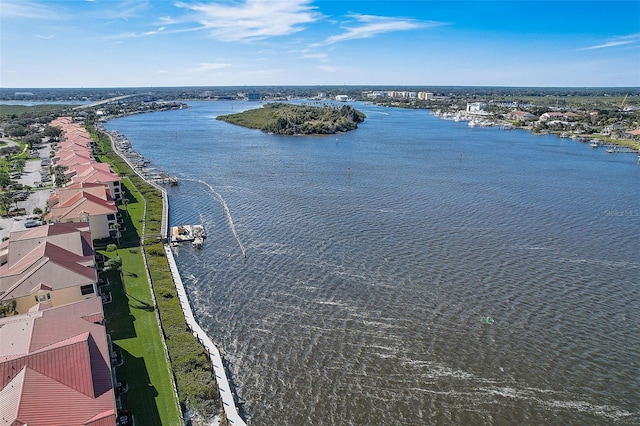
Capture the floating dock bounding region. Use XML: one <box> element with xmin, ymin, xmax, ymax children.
<box><xmin>171</xmin><ymin>224</ymin><xmax>206</xmax><ymax>248</ymax></box>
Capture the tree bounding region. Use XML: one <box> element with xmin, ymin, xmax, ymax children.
<box><xmin>109</xmin><ymin>222</ymin><xmax>121</xmax><ymax>247</ymax></box>
<box><xmin>23</xmin><ymin>133</ymin><xmax>41</xmax><ymax>148</ymax></box>
<box><xmin>105</xmin><ymin>255</ymin><xmax>122</xmax><ymax>272</ymax></box>
<box><xmin>53</xmin><ymin>165</ymin><xmax>69</xmax><ymax>187</ymax></box>
<box><xmin>0</xmin><ymin>171</ymin><xmax>11</xmax><ymax>188</ymax></box>
<box><xmin>0</xmin><ymin>192</ymin><xmax>14</xmax><ymax>215</ymax></box>
<box><xmin>43</xmin><ymin>126</ymin><xmax>63</xmax><ymax>139</ymax></box>
<box><xmin>4</xmin><ymin>124</ymin><xmax>27</xmax><ymax>137</ymax></box>
<box><xmin>0</xmin><ymin>300</ymin><xmax>17</xmax><ymax>317</ymax></box>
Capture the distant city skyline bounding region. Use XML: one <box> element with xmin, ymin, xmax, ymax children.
<box><xmin>1</xmin><ymin>0</ymin><xmax>639</xmax><ymax>88</ymax></box>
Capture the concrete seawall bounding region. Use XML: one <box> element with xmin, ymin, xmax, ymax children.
<box><xmin>164</xmin><ymin>245</ymin><xmax>247</xmax><ymax>426</ymax></box>
<box><xmin>104</xmin><ymin>127</ymin><xmax>245</xmax><ymax>425</ymax></box>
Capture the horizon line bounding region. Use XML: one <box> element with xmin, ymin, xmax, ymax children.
<box><xmin>1</xmin><ymin>84</ymin><xmax>639</xmax><ymax>90</ymax></box>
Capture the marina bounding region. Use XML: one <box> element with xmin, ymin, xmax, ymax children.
<box><xmin>101</xmin><ymin>127</ymin><xmax>179</xmax><ymax>186</ymax></box>
<box><xmin>105</xmin><ymin>101</ymin><xmax>640</xmax><ymax>425</ymax></box>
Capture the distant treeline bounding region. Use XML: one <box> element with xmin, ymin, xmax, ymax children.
<box><xmin>2</xmin><ymin>86</ymin><xmax>638</xmax><ymax>103</ymax></box>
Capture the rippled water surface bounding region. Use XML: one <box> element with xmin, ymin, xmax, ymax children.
<box><xmin>106</xmin><ymin>101</ymin><xmax>640</xmax><ymax>425</ymax></box>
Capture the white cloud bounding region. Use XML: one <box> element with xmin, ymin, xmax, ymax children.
<box><xmin>0</xmin><ymin>1</ymin><xmax>64</xmax><ymax>20</ymax></box>
<box><xmin>174</xmin><ymin>0</ymin><xmax>321</xmax><ymax>42</ymax></box>
<box><xmin>581</xmin><ymin>33</ymin><xmax>640</xmax><ymax>50</ymax></box>
<box><xmin>102</xmin><ymin>0</ymin><xmax>151</xmax><ymax>20</ymax></box>
<box><xmin>35</xmin><ymin>34</ymin><xmax>56</xmax><ymax>39</ymax></box>
<box><xmin>317</xmin><ymin>65</ymin><xmax>338</xmax><ymax>73</ymax></box>
<box><xmin>100</xmin><ymin>27</ymin><xmax>166</xmax><ymax>41</ymax></box>
<box><xmin>301</xmin><ymin>52</ymin><xmax>328</xmax><ymax>60</ymax></box>
<box><xmin>324</xmin><ymin>14</ymin><xmax>441</xmax><ymax>45</ymax></box>
<box><xmin>582</xmin><ymin>41</ymin><xmax>632</xmax><ymax>50</ymax></box>
<box><xmin>191</xmin><ymin>62</ymin><xmax>231</xmax><ymax>72</ymax></box>
<box><xmin>159</xmin><ymin>15</ymin><xmax>179</xmax><ymax>25</ymax></box>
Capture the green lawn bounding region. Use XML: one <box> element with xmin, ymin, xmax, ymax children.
<box><xmin>101</xmin><ymin>178</ymin><xmax>182</xmax><ymax>426</ymax></box>
<box><xmin>90</xmin><ymin>124</ymin><xmax>225</xmax><ymax>423</ymax></box>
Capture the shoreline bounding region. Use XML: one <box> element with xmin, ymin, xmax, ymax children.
<box><xmin>429</xmin><ymin>108</ymin><xmax>640</xmax><ymax>158</ymax></box>
<box><xmin>102</xmin><ymin>123</ymin><xmax>246</xmax><ymax>425</ymax></box>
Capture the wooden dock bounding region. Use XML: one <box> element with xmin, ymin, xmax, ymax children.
<box><xmin>170</xmin><ymin>224</ymin><xmax>206</xmax><ymax>248</ymax></box>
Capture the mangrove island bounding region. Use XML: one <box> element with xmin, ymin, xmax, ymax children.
<box><xmin>216</xmin><ymin>102</ymin><xmax>366</xmax><ymax>135</ymax></box>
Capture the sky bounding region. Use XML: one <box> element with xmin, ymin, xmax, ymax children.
<box><xmin>1</xmin><ymin>0</ymin><xmax>639</xmax><ymax>88</ymax></box>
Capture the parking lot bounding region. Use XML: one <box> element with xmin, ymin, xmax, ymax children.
<box><xmin>0</xmin><ymin>143</ymin><xmax>54</xmax><ymax>240</ymax></box>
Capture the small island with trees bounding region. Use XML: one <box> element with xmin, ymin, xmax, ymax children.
<box><xmin>216</xmin><ymin>102</ymin><xmax>366</xmax><ymax>135</ymax></box>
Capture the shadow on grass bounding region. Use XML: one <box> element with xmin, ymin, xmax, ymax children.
<box><xmin>127</xmin><ymin>292</ymin><xmax>155</xmax><ymax>312</ymax></box>
<box><xmin>113</xmin><ymin>343</ymin><xmax>162</xmax><ymax>426</ymax></box>
<box><xmin>116</xmin><ymin>184</ymin><xmax>145</xmax><ymax>250</ymax></box>
<box><xmin>102</xmin><ymin>269</ymin><xmax>137</xmax><ymax>341</ymax></box>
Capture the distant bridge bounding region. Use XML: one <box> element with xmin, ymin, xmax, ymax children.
<box><xmin>72</xmin><ymin>93</ymin><xmax>153</xmax><ymax>110</ymax></box>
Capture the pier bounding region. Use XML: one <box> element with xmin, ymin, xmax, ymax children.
<box><xmin>604</xmin><ymin>146</ymin><xmax>639</xmax><ymax>154</ymax></box>
<box><xmin>164</xmin><ymin>246</ymin><xmax>246</xmax><ymax>426</ymax></box>
<box><xmin>102</xmin><ymin>128</ymin><xmax>173</xmax><ymax>241</ymax></box>
<box><xmin>104</xmin><ymin>128</ymin><xmax>179</xmax><ymax>187</ymax></box>
<box><xmin>105</xmin><ymin>125</ymin><xmax>244</xmax><ymax>423</ymax></box>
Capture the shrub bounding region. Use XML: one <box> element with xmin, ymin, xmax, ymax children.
<box><xmin>106</xmin><ymin>243</ymin><xmax>118</xmax><ymax>252</ymax></box>
<box><xmin>146</xmin><ymin>245</ymin><xmax>165</xmax><ymax>257</ymax></box>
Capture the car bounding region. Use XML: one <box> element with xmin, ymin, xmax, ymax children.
<box><xmin>24</xmin><ymin>220</ymin><xmax>41</xmax><ymax>228</ymax></box>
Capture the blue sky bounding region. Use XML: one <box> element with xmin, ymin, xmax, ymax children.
<box><xmin>1</xmin><ymin>0</ymin><xmax>639</xmax><ymax>88</ymax></box>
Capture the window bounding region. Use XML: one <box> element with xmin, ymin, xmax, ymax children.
<box><xmin>34</xmin><ymin>293</ymin><xmax>51</xmax><ymax>302</ymax></box>
<box><xmin>107</xmin><ymin>214</ymin><xmax>115</xmax><ymax>220</ymax></box>
<box><xmin>80</xmin><ymin>284</ymin><xmax>95</xmax><ymax>295</ymax></box>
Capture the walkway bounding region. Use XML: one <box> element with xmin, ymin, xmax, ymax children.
<box><xmin>164</xmin><ymin>245</ymin><xmax>247</xmax><ymax>426</ymax></box>
<box><xmin>103</xmin><ymin>128</ymin><xmax>169</xmax><ymax>241</ymax></box>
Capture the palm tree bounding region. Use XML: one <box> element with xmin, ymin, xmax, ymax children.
<box><xmin>109</xmin><ymin>222</ymin><xmax>120</xmax><ymax>247</ymax></box>
<box><xmin>105</xmin><ymin>255</ymin><xmax>122</xmax><ymax>272</ymax></box>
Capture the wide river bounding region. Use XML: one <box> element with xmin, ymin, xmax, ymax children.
<box><xmin>105</xmin><ymin>101</ymin><xmax>639</xmax><ymax>425</ymax></box>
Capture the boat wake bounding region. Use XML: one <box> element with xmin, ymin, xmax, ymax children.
<box><xmin>181</xmin><ymin>178</ymin><xmax>247</xmax><ymax>258</ymax></box>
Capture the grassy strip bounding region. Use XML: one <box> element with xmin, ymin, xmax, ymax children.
<box><xmin>597</xmin><ymin>137</ymin><xmax>640</xmax><ymax>151</ymax></box>
<box><xmin>90</xmin><ymin>126</ymin><xmax>225</xmax><ymax>422</ymax></box>
<box><xmin>100</xmin><ymin>177</ymin><xmax>182</xmax><ymax>425</ymax></box>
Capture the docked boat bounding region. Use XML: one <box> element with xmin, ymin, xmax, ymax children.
<box><xmin>171</xmin><ymin>223</ymin><xmax>206</xmax><ymax>247</ymax></box>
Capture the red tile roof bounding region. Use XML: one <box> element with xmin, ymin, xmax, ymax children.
<box><xmin>0</xmin><ymin>299</ymin><xmax>115</xmax><ymax>425</ymax></box>
<box><xmin>0</xmin><ymin>241</ymin><xmax>97</xmax><ymax>302</ymax></box>
<box><xmin>46</xmin><ymin>190</ymin><xmax>117</xmax><ymax>222</ymax></box>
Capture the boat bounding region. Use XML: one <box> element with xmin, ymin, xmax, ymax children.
<box><xmin>590</xmin><ymin>141</ymin><xmax>599</xmax><ymax>148</ymax></box>
<box><xmin>171</xmin><ymin>223</ymin><xmax>206</xmax><ymax>246</ymax></box>
<box><xmin>192</xmin><ymin>237</ymin><xmax>203</xmax><ymax>249</ymax></box>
